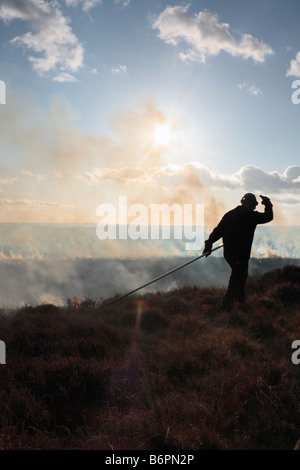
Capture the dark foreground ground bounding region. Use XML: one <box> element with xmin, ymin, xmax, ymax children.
<box><xmin>0</xmin><ymin>264</ymin><xmax>299</xmax><ymax>450</ymax></box>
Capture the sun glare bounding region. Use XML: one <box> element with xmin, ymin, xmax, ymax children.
<box><xmin>152</xmin><ymin>123</ymin><xmax>173</xmax><ymax>146</ymax></box>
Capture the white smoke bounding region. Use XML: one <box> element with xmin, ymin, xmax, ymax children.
<box><xmin>0</xmin><ymin>223</ymin><xmax>299</xmax><ymax>309</ymax></box>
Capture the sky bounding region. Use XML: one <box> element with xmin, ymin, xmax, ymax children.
<box><xmin>0</xmin><ymin>0</ymin><xmax>300</xmax><ymax>232</ymax></box>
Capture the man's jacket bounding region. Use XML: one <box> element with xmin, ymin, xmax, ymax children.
<box><xmin>207</xmin><ymin>203</ymin><xmax>273</xmax><ymax>262</ymax></box>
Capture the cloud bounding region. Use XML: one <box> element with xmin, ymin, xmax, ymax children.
<box><xmin>0</xmin><ymin>196</ymin><xmax>77</xmax><ymax>223</ymax></box>
<box><xmin>112</xmin><ymin>64</ymin><xmax>127</xmax><ymax>75</ymax></box>
<box><xmin>79</xmin><ymin>162</ymin><xmax>300</xmax><ymax>196</ymax></box>
<box><xmin>182</xmin><ymin>163</ymin><xmax>300</xmax><ymax>195</ymax></box>
<box><xmin>284</xmin><ymin>166</ymin><xmax>300</xmax><ymax>180</ymax></box>
<box><xmin>237</xmin><ymin>82</ymin><xmax>262</xmax><ymax>96</ymax></box>
<box><xmin>53</xmin><ymin>72</ymin><xmax>78</xmax><ymax>83</ymax></box>
<box><xmin>153</xmin><ymin>163</ymin><xmax>300</xmax><ymax>195</ymax></box>
<box><xmin>65</xmin><ymin>0</ymin><xmax>103</xmax><ymax>12</ymax></box>
<box><xmin>233</xmin><ymin>165</ymin><xmax>300</xmax><ymax>193</ymax></box>
<box><xmin>65</xmin><ymin>0</ymin><xmax>130</xmax><ymax>11</ymax></box>
<box><xmin>0</xmin><ymin>0</ymin><xmax>84</xmax><ymax>79</ymax></box>
<box><xmin>114</xmin><ymin>0</ymin><xmax>131</xmax><ymax>6</ymax></box>
<box><xmin>274</xmin><ymin>196</ymin><xmax>300</xmax><ymax>205</ymax></box>
<box><xmin>80</xmin><ymin>167</ymin><xmax>149</xmax><ymax>185</ymax></box>
<box><xmin>286</xmin><ymin>51</ymin><xmax>300</xmax><ymax>78</ymax></box>
<box><xmin>0</xmin><ymin>177</ymin><xmax>18</xmax><ymax>185</ymax></box>
<box><xmin>76</xmin><ymin>161</ymin><xmax>300</xmax><ymax>228</ymax></box>
<box><xmin>52</xmin><ymin>171</ymin><xmax>64</xmax><ymax>179</ymax></box>
<box><xmin>22</xmin><ymin>170</ymin><xmax>47</xmax><ymax>182</ymax></box>
<box><xmin>152</xmin><ymin>6</ymin><xmax>274</xmax><ymax>64</ymax></box>
<box><xmin>0</xmin><ymin>198</ymin><xmax>62</xmax><ymax>207</ymax></box>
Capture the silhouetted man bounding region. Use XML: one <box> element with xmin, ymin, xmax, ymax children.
<box><xmin>203</xmin><ymin>193</ymin><xmax>273</xmax><ymax>310</ymax></box>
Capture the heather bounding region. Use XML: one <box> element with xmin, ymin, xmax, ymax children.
<box><xmin>0</xmin><ymin>265</ymin><xmax>299</xmax><ymax>450</ymax></box>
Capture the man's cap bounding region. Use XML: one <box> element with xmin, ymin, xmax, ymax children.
<box><xmin>241</xmin><ymin>193</ymin><xmax>258</xmax><ymax>206</ymax></box>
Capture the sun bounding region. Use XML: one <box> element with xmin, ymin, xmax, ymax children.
<box><xmin>152</xmin><ymin>123</ymin><xmax>173</xmax><ymax>146</ymax></box>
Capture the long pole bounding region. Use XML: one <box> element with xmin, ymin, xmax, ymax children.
<box><xmin>100</xmin><ymin>244</ymin><xmax>223</xmax><ymax>308</ymax></box>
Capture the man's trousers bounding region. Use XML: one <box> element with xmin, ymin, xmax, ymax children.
<box><xmin>222</xmin><ymin>258</ymin><xmax>249</xmax><ymax>309</ymax></box>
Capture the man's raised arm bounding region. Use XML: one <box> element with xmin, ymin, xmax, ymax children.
<box><xmin>254</xmin><ymin>195</ymin><xmax>273</xmax><ymax>224</ymax></box>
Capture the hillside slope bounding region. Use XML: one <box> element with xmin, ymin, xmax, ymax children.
<box><xmin>0</xmin><ymin>264</ymin><xmax>299</xmax><ymax>450</ymax></box>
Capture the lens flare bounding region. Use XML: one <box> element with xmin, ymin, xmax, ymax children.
<box><xmin>133</xmin><ymin>298</ymin><xmax>149</xmax><ymax>334</ymax></box>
